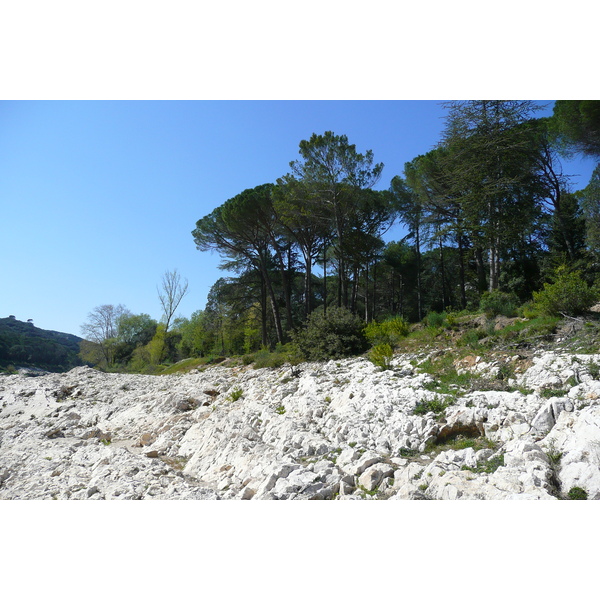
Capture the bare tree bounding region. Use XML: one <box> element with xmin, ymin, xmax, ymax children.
<box><xmin>80</xmin><ymin>304</ymin><xmax>130</xmax><ymax>367</ymax></box>
<box><xmin>158</xmin><ymin>269</ymin><xmax>189</xmax><ymax>332</ymax></box>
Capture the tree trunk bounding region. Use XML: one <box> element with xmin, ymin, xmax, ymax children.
<box><xmin>364</xmin><ymin>262</ymin><xmax>369</xmax><ymax>322</ymax></box>
<box><xmin>415</xmin><ymin>225</ymin><xmax>423</xmax><ymax>320</ymax></box>
<box><xmin>475</xmin><ymin>247</ymin><xmax>487</xmax><ymax>293</ymax></box>
<box><xmin>439</xmin><ymin>234</ymin><xmax>447</xmax><ymax>309</ymax></box>
<box><xmin>274</xmin><ymin>246</ymin><xmax>293</xmax><ymax>336</ymax></box>
<box><xmin>351</xmin><ymin>266</ymin><xmax>359</xmax><ymax>313</ymax></box>
<box><xmin>323</xmin><ymin>248</ymin><xmax>327</xmax><ymax>317</ymax></box>
<box><xmin>458</xmin><ymin>233</ymin><xmax>467</xmax><ymax>309</ymax></box>
<box><xmin>260</xmin><ymin>265</ymin><xmax>284</xmax><ymax>346</ymax></box>
<box><xmin>304</xmin><ymin>256</ymin><xmax>312</xmax><ymax>319</ymax></box>
<box><xmin>372</xmin><ymin>262</ymin><xmax>378</xmax><ymax>321</ymax></box>
<box><xmin>488</xmin><ymin>244</ymin><xmax>500</xmax><ymax>291</ymax></box>
<box><xmin>260</xmin><ymin>275</ymin><xmax>268</xmax><ymax>348</ymax></box>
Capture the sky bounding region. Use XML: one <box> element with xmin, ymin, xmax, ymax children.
<box><xmin>0</xmin><ymin>100</ymin><xmax>597</xmax><ymax>336</ymax></box>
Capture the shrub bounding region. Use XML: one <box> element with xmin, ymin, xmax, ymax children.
<box><xmin>479</xmin><ymin>290</ymin><xmax>520</xmax><ymax>318</ymax></box>
<box><xmin>369</xmin><ymin>343</ymin><xmax>393</xmax><ymax>370</ymax></box>
<box><xmin>457</xmin><ymin>329</ymin><xmax>486</xmax><ymax>349</ymax></box>
<box><xmin>293</xmin><ymin>306</ymin><xmax>369</xmax><ymax>361</ymax></box>
<box><xmin>252</xmin><ymin>349</ymin><xmax>284</xmax><ymax>369</ymax></box>
<box><xmin>424</xmin><ymin>311</ymin><xmax>447</xmax><ymax>329</ymax></box>
<box><xmin>517</xmin><ymin>301</ymin><xmax>540</xmax><ymax>319</ymax></box>
<box><xmin>251</xmin><ymin>343</ymin><xmax>302</xmax><ymax>370</ymax></box>
<box><xmin>588</xmin><ymin>362</ymin><xmax>600</xmax><ymax>379</ymax></box>
<box><xmin>227</xmin><ymin>388</ymin><xmax>243</xmax><ymax>402</ymax></box>
<box><xmin>533</xmin><ymin>269</ymin><xmax>599</xmax><ymax>316</ymax></box>
<box><xmin>567</xmin><ymin>486</ymin><xmax>588</xmax><ymax>500</ymax></box>
<box><xmin>364</xmin><ymin>316</ymin><xmax>410</xmax><ymax>347</ymax></box>
<box><xmin>413</xmin><ymin>396</ymin><xmax>452</xmax><ymax>416</ymax></box>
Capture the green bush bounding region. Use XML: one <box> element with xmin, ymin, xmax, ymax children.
<box><xmin>517</xmin><ymin>302</ymin><xmax>540</xmax><ymax>319</ymax></box>
<box><xmin>251</xmin><ymin>349</ymin><xmax>283</xmax><ymax>369</ymax></box>
<box><xmin>567</xmin><ymin>486</ymin><xmax>588</xmax><ymax>500</ymax></box>
<box><xmin>457</xmin><ymin>328</ymin><xmax>486</xmax><ymax>349</ymax></box>
<box><xmin>533</xmin><ymin>269</ymin><xmax>599</xmax><ymax>316</ymax></box>
<box><xmin>364</xmin><ymin>316</ymin><xmax>410</xmax><ymax>347</ymax></box>
<box><xmin>479</xmin><ymin>290</ymin><xmax>520</xmax><ymax>318</ymax></box>
<box><xmin>424</xmin><ymin>311</ymin><xmax>447</xmax><ymax>329</ymax></box>
<box><xmin>413</xmin><ymin>396</ymin><xmax>452</xmax><ymax>416</ymax></box>
<box><xmin>227</xmin><ymin>387</ymin><xmax>243</xmax><ymax>402</ymax></box>
<box><xmin>251</xmin><ymin>343</ymin><xmax>303</xmax><ymax>370</ymax></box>
<box><xmin>293</xmin><ymin>306</ymin><xmax>369</xmax><ymax>361</ymax></box>
<box><xmin>369</xmin><ymin>343</ymin><xmax>393</xmax><ymax>370</ymax></box>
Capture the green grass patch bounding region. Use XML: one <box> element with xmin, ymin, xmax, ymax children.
<box><xmin>461</xmin><ymin>452</ymin><xmax>505</xmax><ymax>474</ymax></box>
<box><xmin>567</xmin><ymin>486</ymin><xmax>588</xmax><ymax>500</ymax></box>
<box><xmin>540</xmin><ymin>388</ymin><xmax>569</xmax><ymax>398</ymax></box>
<box><xmin>494</xmin><ymin>315</ymin><xmax>560</xmax><ymax>342</ymax></box>
<box><xmin>227</xmin><ymin>388</ymin><xmax>243</xmax><ymax>402</ymax></box>
<box><xmin>413</xmin><ymin>395</ymin><xmax>454</xmax><ymax>416</ymax></box>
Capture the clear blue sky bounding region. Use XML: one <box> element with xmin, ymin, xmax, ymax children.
<box><xmin>0</xmin><ymin>100</ymin><xmax>596</xmax><ymax>336</ymax></box>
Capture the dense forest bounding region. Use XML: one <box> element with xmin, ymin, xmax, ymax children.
<box><xmin>0</xmin><ymin>316</ymin><xmax>84</xmax><ymax>372</ymax></box>
<box><xmin>77</xmin><ymin>100</ymin><xmax>600</xmax><ymax>372</ymax></box>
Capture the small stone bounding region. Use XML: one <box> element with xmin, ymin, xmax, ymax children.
<box><xmin>240</xmin><ymin>486</ymin><xmax>256</xmax><ymax>500</ymax></box>
<box><xmin>136</xmin><ymin>433</ymin><xmax>156</xmax><ymax>447</ymax></box>
<box><xmin>175</xmin><ymin>398</ymin><xmax>199</xmax><ymax>412</ymax></box>
<box><xmin>45</xmin><ymin>427</ymin><xmax>64</xmax><ymax>439</ymax></box>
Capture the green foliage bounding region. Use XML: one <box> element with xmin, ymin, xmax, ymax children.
<box><xmin>293</xmin><ymin>306</ymin><xmax>368</xmax><ymax>361</ymax></box>
<box><xmin>227</xmin><ymin>388</ymin><xmax>243</xmax><ymax>402</ymax></box>
<box><xmin>252</xmin><ymin>349</ymin><xmax>285</xmax><ymax>370</ymax></box>
<box><xmin>533</xmin><ymin>268</ymin><xmax>599</xmax><ymax>316</ymax></box>
<box><xmin>546</xmin><ymin>443</ymin><xmax>563</xmax><ymax>466</ymax></box>
<box><xmin>552</xmin><ymin>100</ymin><xmax>600</xmax><ymax>158</ymax></box>
<box><xmin>399</xmin><ymin>447</ymin><xmax>419</xmax><ymax>457</ymax></box>
<box><xmin>580</xmin><ymin>165</ymin><xmax>600</xmax><ymax>259</ymax></box>
<box><xmin>117</xmin><ymin>313</ymin><xmax>157</xmax><ymax>347</ymax></box>
<box><xmin>146</xmin><ymin>324</ymin><xmax>167</xmax><ymax>366</ymax></box>
<box><xmin>461</xmin><ymin>453</ymin><xmax>505</xmax><ymax>474</ymax></box>
<box><xmin>517</xmin><ymin>302</ymin><xmax>541</xmax><ymax>319</ymax></box>
<box><xmin>413</xmin><ymin>396</ymin><xmax>453</xmax><ymax>416</ymax></box>
<box><xmin>176</xmin><ymin>310</ymin><xmax>209</xmax><ymax>358</ymax></box>
<box><xmin>479</xmin><ymin>290</ymin><xmax>520</xmax><ymax>318</ymax></box>
<box><xmin>457</xmin><ymin>328</ymin><xmax>487</xmax><ymax>349</ymax></box>
<box><xmin>567</xmin><ymin>486</ymin><xmax>588</xmax><ymax>500</ymax></box>
<box><xmin>0</xmin><ymin>316</ymin><xmax>83</xmax><ymax>372</ymax></box>
<box><xmin>369</xmin><ymin>343</ymin><xmax>393</xmax><ymax>370</ymax></box>
<box><xmin>364</xmin><ymin>316</ymin><xmax>410</xmax><ymax>347</ymax></box>
<box><xmin>424</xmin><ymin>311</ymin><xmax>447</xmax><ymax>329</ymax></box>
<box><xmin>588</xmin><ymin>362</ymin><xmax>600</xmax><ymax>379</ymax></box>
<box><xmin>540</xmin><ymin>388</ymin><xmax>568</xmax><ymax>398</ymax></box>
<box><xmin>248</xmin><ymin>343</ymin><xmax>303</xmax><ymax>370</ymax></box>
<box><xmin>495</xmin><ymin>315</ymin><xmax>560</xmax><ymax>340</ymax></box>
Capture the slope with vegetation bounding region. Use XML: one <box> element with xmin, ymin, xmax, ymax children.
<box><xmin>78</xmin><ymin>101</ymin><xmax>600</xmax><ymax>375</ymax></box>
<box><xmin>0</xmin><ymin>316</ymin><xmax>84</xmax><ymax>373</ymax></box>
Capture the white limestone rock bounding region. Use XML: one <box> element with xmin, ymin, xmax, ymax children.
<box><xmin>2</xmin><ymin>349</ymin><xmax>600</xmax><ymax>500</ymax></box>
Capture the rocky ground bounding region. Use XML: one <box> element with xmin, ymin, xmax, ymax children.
<box><xmin>2</xmin><ymin>349</ymin><xmax>600</xmax><ymax>500</ymax></box>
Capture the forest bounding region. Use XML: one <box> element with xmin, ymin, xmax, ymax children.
<box><xmin>0</xmin><ymin>316</ymin><xmax>84</xmax><ymax>372</ymax></box>
<box><xmin>78</xmin><ymin>100</ymin><xmax>600</xmax><ymax>372</ymax></box>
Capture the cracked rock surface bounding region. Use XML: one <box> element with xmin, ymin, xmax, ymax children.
<box><xmin>1</xmin><ymin>350</ymin><xmax>600</xmax><ymax>500</ymax></box>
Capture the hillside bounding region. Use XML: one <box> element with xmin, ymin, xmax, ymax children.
<box><xmin>0</xmin><ymin>316</ymin><xmax>84</xmax><ymax>373</ymax></box>
<box><xmin>1</xmin><ymin>312</ymin><xmax>600</xmax><ymax>500</ymax></box>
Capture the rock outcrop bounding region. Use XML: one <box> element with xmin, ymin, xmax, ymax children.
<box><xmin>1</xmin><ymin>350</ymin><xmax>600</xmax><ymax>500</ymax></box>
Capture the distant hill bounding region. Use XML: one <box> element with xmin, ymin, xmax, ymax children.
<box><xmin>0</xmin><ymin>316</ymin><xmax>84</xmax><ymax>373</ymax></box>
